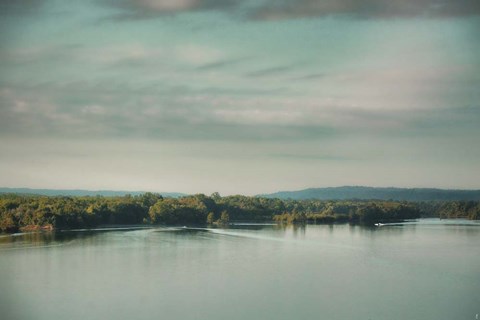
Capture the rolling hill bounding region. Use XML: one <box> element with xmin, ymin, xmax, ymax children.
<box><xmin>260</xmin><ymin>186</ymin><xmax>480</xmax><ymax>201</ymax></box>
<box><xmin>0</xmin><ymin>187</ymin><xmax>185</xmax><ymax>198</ymax></box>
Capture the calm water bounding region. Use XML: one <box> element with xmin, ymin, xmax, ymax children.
<box><xmin>1</xmin><ymin>219</ymin><xmax>479</xmax><ymax>320</ymax></box>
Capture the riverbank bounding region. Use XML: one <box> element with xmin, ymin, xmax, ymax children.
<box><xmin>1</xmin><ymin>193</ymin><xmax>478</xmax><ymax>233</ymax></box>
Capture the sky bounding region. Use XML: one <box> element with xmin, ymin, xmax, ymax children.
<box><xmin>0</xmin><ymin>0</ymin><xmax>479</xmax><ymax>195</ymax></box>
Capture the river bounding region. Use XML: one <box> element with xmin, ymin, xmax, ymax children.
<box><xmin>0</xmin><ymin>219</ymin><xmax>479</xmax><ymax>320</ymax></box>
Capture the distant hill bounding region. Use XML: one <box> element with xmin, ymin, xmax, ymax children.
<box><xmin>0</xmin><ymin>188</ymin><xmax>185</xmax><ymax>198</ymax></box>
<box><xmin>260</xmin><ymin>186</ymin><xmax>480</xmax><ymax>201</ymax></box>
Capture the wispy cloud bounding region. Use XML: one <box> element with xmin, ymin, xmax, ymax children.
<box><xmin>251</xmin><ymin>0</ymin><xmax>480</xmax><ymax>20</ymax></box>
<box><xmin>100</xmin><ymin>0</ymin><xmax>243</xmax><ymax>21</ymax></box>
<box><xmin>196</xmin><ymin>57</ymin><xmax>251</xmax><ymax>71</ymax></box>
<box><xmin>291</xmin><ymin>72</ymin><xmax>326</xmax><ymax>81</ymax></box>
<box><xmin>0</xmin><ymin>0</ymin><xmax>46</xmax><ymax>16</ymax></box>
<box><xmin>99</xmin><ymin>0</ymin><xmax>480</xmax><ymax>21</ymax></box>
<box><xmin>0</xmin><ymin>44</ymin><xmax>82</xmax><ymax>65</ymax></box>
<box><xmin>245</xmin><ymin>65</ymin><xmax>295</xmax><ymax>78</ymax></box>
<box><xmin>268</xmin><ymin>153</ymin><xmax>354</xmax><ymax>161</ymax></box>
<box><xmin>4</xmin><ymin>76</ymin><xmax>477</xmax><ymax>143</ymax></box>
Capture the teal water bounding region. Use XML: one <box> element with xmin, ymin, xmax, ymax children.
<box><xmin>1</xmin><ymin>219</ymin><xmax>479</xmax><ymax>320</ymax></box>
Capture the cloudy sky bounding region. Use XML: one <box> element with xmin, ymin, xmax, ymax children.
<box><xmin>0</xmin><ymin>0</ymin><xmax>479</xmax><ymax>195</ymax></box>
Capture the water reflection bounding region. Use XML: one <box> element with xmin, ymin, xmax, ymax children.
<box><xmin>0</xmin><ymin>231</ymin><xmax>95</xmax><ymax>250</ymax></box>
<box><xmin>4</xmin><ymin>219</ymin><xmax>479</xmax><ymax>248</ymax></box>
<box><xmin>274</xmin><ymin>223</ymin><xmax>307</xmax><ymax>238</ymax></box>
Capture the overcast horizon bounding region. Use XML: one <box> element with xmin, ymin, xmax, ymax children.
<box><xmin>1</xmin><ymin>0</ymin><xmax>479</xmax><ymax>196</ymax></box>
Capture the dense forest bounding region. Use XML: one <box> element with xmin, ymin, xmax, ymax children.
<box><xmin>0</xmin><ymin>193</ymin><xmax>479</xmax><ymax>232</ymax></box>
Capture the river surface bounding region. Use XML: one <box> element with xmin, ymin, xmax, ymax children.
<box><xmin>0</xmin><ymin>219</ymin><xmax>479</xmax><ymax>320</ymax></box>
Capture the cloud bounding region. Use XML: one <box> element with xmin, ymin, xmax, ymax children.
<box><xmin>4</xmin><ymin>77</ymin><xmax>475</xmax><ymax>143</ymax></box>
<box><xmin>291</xmin><ymin>73</ymin><xmax>326</xmax><ymax>81</ymax></box>
<box><xmin>251</xmin><ymin>0</ymin><xmax>480</xmax><ymax>20</ymax></box>
<box><xmin>196</xmin><ymin>57</ymin><xmax>250</xmax><ymax>71</ymax></box>
<box><xmin>0</xmin><ymin>0</ymin><xmax>46</xmax><ymax>16</ymax></box>
<box><xmin>0</xmin><ymin>80</ymin><xmax>357</xmax><ymax>141</ymax></box>
<box><xmin>0</xmin><ymin>44</ymin><xmax>82</xmax><ymax>65</ymax></box>
<box><xmin>99</xmin><ymin>0</ymin><xmax>480</xmax><ymax>21</ymax></box>
<box><xmin>245</xmin><ymin>65</ymin><xmax>295</xmax><ymax>78</ymax></box>
<box><xmin>100</xmin><ymin>0</ymin><xmax>243</xmax><ymax>21</ymax></box>
<box><xmin>0</xmin><ymin>0</ymin><xmax>48</xmax><ymax>48</ymax></box>
<box><xmin>268</xmin><ymin>153</ymin><xmax>354</xmax><ymax>161</ymax></box>
<box><xmin>175</xmin><ymin>44</ymin><xmax>223</xmax><ymax>66</ymax></box>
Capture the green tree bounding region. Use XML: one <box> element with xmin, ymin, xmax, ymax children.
<box><xmin>206</xmin><ymin>212</ymin><xmax>215</xmax><ymax>224</ymax></box>
<box><xmin>217</xmin><ymin>210</ymin><xmax>229</xmax><ymax>225</ymax></box>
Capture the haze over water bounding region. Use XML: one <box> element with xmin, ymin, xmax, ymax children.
<box><xmin>1</xmin><ymin>219</ymin><xmax>479</xmax><ymax>320</ymax></box>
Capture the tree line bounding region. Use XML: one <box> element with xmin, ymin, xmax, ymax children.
<box><xmin>0</xmin><ymin>192</ymin><xmax>478</xmax><ymax>232</ymax></box>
